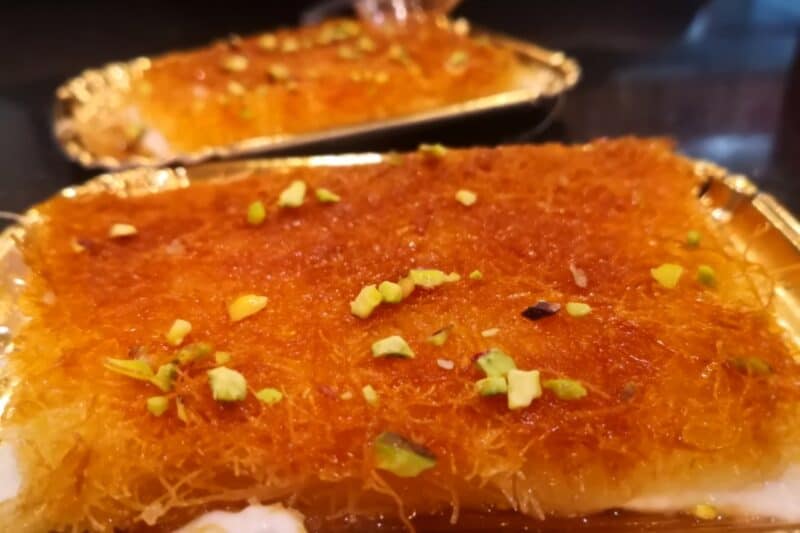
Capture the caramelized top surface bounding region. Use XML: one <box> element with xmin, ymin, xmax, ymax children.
<box><xmin>4</xmin><ymin>139</ymin><xmax>800</xmax><ymax>532</ymax></box>
<box><xmin>77</xmin><ymin>17</ymin><xmax>525</xmax><ymax>160</ymax></box>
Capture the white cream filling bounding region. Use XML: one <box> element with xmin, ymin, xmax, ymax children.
<box><xmin>174</xmin><ymin>504</ymin><xmax>306</xmax><ymax>533</ymax></box>
<box><xmin>1</xmin><ymin>440</ymin><xmax>799</xmax><ymax>526</ymax></box>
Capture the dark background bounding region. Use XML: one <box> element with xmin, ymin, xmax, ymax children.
<box><xmin>1</xmin><ymin>0</ymin><xmax>799</xmax><ymax>213</ymax></box>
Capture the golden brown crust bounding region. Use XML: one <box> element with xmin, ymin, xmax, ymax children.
<box><xmin>76</xmin><ymin>17</ymin><xmax>523</xmax><ymax>160</ymax></box>
<box><xmin>4</xmin><ymin>138</ymin><xmax>799</xmax><ymax>532</ymax></box>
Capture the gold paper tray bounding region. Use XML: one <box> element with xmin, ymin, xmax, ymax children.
<box><xmin>1</xmin><ymin>153</ymin><xmax>798</xmax><ymax>532</ymax></box>
<box><xmin>52</xmin><ymin>26</ymin><xmax>580</xmax><ymax>170</ymax></box>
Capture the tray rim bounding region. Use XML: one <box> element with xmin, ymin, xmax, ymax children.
<box><xmin>52</xmin><ymin>22</ymin><xmax>581</xmax><ymax>171</ymax></box>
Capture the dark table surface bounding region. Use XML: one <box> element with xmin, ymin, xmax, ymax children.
<box><xmin>1</xmin><ymin>0</ymin><xmax>798</xmax><ymax>214</ymax></box>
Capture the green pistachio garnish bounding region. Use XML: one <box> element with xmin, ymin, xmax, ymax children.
<box><xmin>256</xmin><ymin>387</ymin><xmax>283</xmax><ymax>405</ymax></box>
<box><xmin>455</xmin><ymin>189</ymin><xmax>477</xmax><ymax>206</ymax></box>
<box><xmin>362</xmin><ymin>384</ymin><xmax>379</xmax><ymax>406</ymax></box>
<box><xmin>469</xmin><ymin>270</ymin><xmax>483</xmax><ymax>280</ymax></box>
<box><xmin>475</xmin><ymin>376</ymin><xmax>507</xmax><ymax>396</ymax></box>
<box><xmin>373</xmin><ymin>432</ymin><xmax>436</xmax><ymax>478</ymax></box>
<box><xmin>104</xmin><ymin>358</ymin><xmax>154</xmax><ymax>381</ymax></box>
<box><xmin>267</xmin><ymin>64</ymin><xmax>290</xmax><ymax>82</ymax></box>
<box><xmin>543</xmin><ymin>378</ymin><xmax>587</xmax><ymax>400</ymax></box>
<box><xmin>427</xmin><ymin>325</ymin><xmax>452</xmax><ymax>347</ymax></box>
<box><xmin>214</xmin><ymin>351</ymin><xmax>232</xmax><ymax>365</ymax></box>
<box><xmin>315</xmin><ymin>188</ymin><xmax>341</xmax><ymax>203</ymax></box>
<box><xmin>697</xmin><ymin>265</ymin><xmax>716</xmax><ymax>286</ymax></box>
<box><xmin>337</xmin><ymin>45</ymin><xmax>359</xmax><ymax>60</ymax></box>
<box><xmin>729</xmin><ymin>356</ymin><xmax>771</xmax><ymax>376</ymax></box>
<box><xmin>507</xmin><ymin>369</ymin><xmax>542</xmax><ymax>410</ymax></box>
<box><xmin>651</xmin><ymin>263</ymin><xmax>684</xmax><ymax>289</ymax></box>
<box><xmin>378</xmin><ymin>281</ymin><xmax>403</xmax><ymax>303</ymax></box>
<box><xmin>357</xmin><ymin>36</ymin><xmax>376</xmax><ymax>52</ymax></box>
<box><xmin>146</xmin><ymin>396</ymin><xmax>169</xmax><ymax>417</ymax></box>
<box><xmin>207</xmin><ymin>366</ymin><xmax>248</xmax><ymax>402</ymax></box>
<box><xmin>350</xmin><ymin>284</ymin><xmax>383</xmax><ymax>318</ymax></box>
<box><xmin>475</xmin><ymin>348</ymin><xmax>516</xmax><ymax>378</ymax></box>
<box><xmin>686</xmin><ymin>230</ymin><xmax>702</xmax><ymax>247</ymax></box>
<box><xmin>371</xmin><ymin>335</ymin><xmax>415</xmax><ymax>358</ymax></box>
<box><xmin>228</xmin><ymin>294</ymin><xmax>268</xmax><ymax>322</ymax></box>
<box><xmin>150</xmin><ymin>363</ymin><xmax>178</xmax><ymax>392</ymax></box>
<box><xmin>247</xmin><ymin>201</ymin><xmax>266</xmax><ymax>225</ymax></box>
<box><xmin>109</xmin><ymin>223</ymin><xmax>137</xmax><ymax>238</ymax></box>
<box><xmin>418</xmin><ymin>143</ymin><xmax>447</xmax><ymax>157</ymax></box>
<box><xmin>692</xmin><ymin>504</ymin><xmax>718</xmax><ymax>520</ymax></box>
<box><xmin>221</xmin><ymin>54</ymin><xmax>248</xmax><ymax>72</ymax></box>
<box><xmin>446</xmin><ymin>50</ymin><xmax>469</xmax><ymax>70</ymax></box>
<box><xmin>278</xmin><ymin>180</ymin><xmax>307</xmax><ymax>207</ymax></box>
<box><xmin>257</xmin><ymin>34</ymin><xmax>277</xmax><ymax>51</ymax></box>
<box><xmin>177</xmin><ymin>342</ymin><xmax>213</xmax><ymax>365</ymax></box>
<box><xmin>408</xmin><ymin>268</ymin><xmax>460</xmax><ymax>288</ymax></box>
<box><xmin>565</xmin><ymin>302</ymin><xmax>592</xmax><ymax>317</ymax></box>
<box><xmin>281</xmin><ymin>38</ymin><xmax>299</xmax><ymax>53</ymax></box>
<box><xmin>166</xmin><ymin>318</ymin><xmax>192</xmax><ymax>346</ymax></box>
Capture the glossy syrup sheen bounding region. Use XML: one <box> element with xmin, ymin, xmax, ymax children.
<box><xmin>3</xmin><ymin>139</ymin><xmax>799</xmax><ymax>532</ymax></box>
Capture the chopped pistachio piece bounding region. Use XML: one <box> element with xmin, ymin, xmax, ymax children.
<box><xmin>267</xmin><ymin>63</ymin><xmax>290</xmax><ymax>82</ymax></box>
<box><xmin>214</xmin><ymin>351</ymin><xmax>231</xmax><ymax>365</ymax></box>
<box><xmin>177</xmin><ymin>342</ymin><xmax>213</xmax><ymax>365</ymax></box>
<box><xmin>398</xmin><ymin>276</ymin><xmax>416</xmax><ymax>298</ymax></box>
<box><xmin>565</xmin><ymin>302</ymin><xmax>592</xmax><ymax>317</ymax></box>
<box><xmin>427</xmin><ymin>325</ymin><xmax>452</xmax><ymax>347</ymax></box>
<box><xmin>221</xmin><ymin>54</ymin><xmax>248</xmax><ymax>72</ymax></box>
<box><xmin>337</xmin><ymin>44</ymin><xmax>358</xmax><ymax>60</ymax></box>
<box><xmin>350</xmin><ymin>284</ymin><xmax>383</xmax><ymax>318</ymax></box>
<box><xmin>226</xmin><ymin>80</ymin><xmax>245</xmax><ymax>96</ymax></box>
<box><xmin>697</xmin><ymin>264</ymin><xmax>716</xmax><ymax>286</ymax></box>
<box><xmin>372</xmin><ymin>335</ymin><xmax>414</xmax><ymax>358</ymax></box>
<box><xmin>166</xmin><ymin>318</ymin><xmax>192</xmax><ymax>346</ymax></box>
<box><xmin>278</xmin><ymin>180</ymin><xmax>307</xmax><ymax>207</ymax></box>
<box><xmin>455</xmin><ymin>189</ymin><xmax>477</xmax><ymax>206</ymax></box>
<box><xmin>256</xmin><ymin>387</ymin><xmax>283</xmax><ymax>405</ymax></box>
<box><xmin>281</xmin><ymin>38</ymin><xmax>299</xmax><ymax>53</ymax></box>
<box><xmin>374</xmin><ymin>432</ymin><xmax>436</xmax><ymax>478</ymax></box>
<box><xmin>507</xmin><ymin>369</ymin><xmax>542</xmax><ymax>410</ymax></box>
<box><xmin>418</xmin><ymin>143</ymin><xmax>447</xmax><ymax>157</ymax></box>
<box><xmin>315</xmin><ymin>187</ymin><xmax>341</xmax><ymax>203</ymax></box>
<box><xmin>436</xmin><ymin>358</ymin><xmax>455</xmax><ymax>370</ymax></box>
<box><xmin>481</xmin><ymin>328</ymin><xmax>499</xmax><ymax>338</ymax></box>
<box><xmin>146</xmin><ymin>396</ymin><xmax>169</xmax><ymax>417</ymax></box>
<box><xmin>104</xmin><ymin>358</ymin><xmax>154</xmax><ymax>381</ymax></box>
<box><xmin>109</xmin><ymin>223</ymin><xmax>137</xmax><ymax>238</ymax></box>
<box><xmin>228</xmin><ymin>294</ymin><xmax>268</xmax><ymax>322</ymax></box>
<box><xmin>207</xmin><ymin>366</ymin><xmax>247</xmax><ymax>402</ymax></box>
<box><xmin>475</xmin><ymin>376</ymin><xmax>507</xmax><ymax>396</ymax></box>
<box><xmin>357</xmin><ymin>36</ymin><xmax>376</xmax><ymax>52</ymax></box>
<box><xmin>543</xmin><ymin>378</ymin><xmax>587</xmax><ymax>400</ymax></box>
<box><xmin>692</xmin><ymin>504</ymin><xmax>718</xmax><ymax>520</ymax></box>
<box><xmin>469</xmin><ymin>270</ymin><xmax>483</xmax><ymax>280</ymax></box>
<box><xmin>408</xmin><ymin>268</ymin><xmax>460</xmax><ymax>288</ymax></box>
<box><xmin>446</xmin><ymin>50</ymin><xmax>469</xmax><ymax>70</ymax></box>
<box><xmin>247</xmin><ymin>201</ymin><xmax>266</xmax><ymax>225</ymax></box>
<box><xmin>686</xmin><ymin>230</ymin><xmax>702</xmax><ymax>247</ymax></box>
<box><xmin>257</xmin><ymin>33</ymin><xmax>277</xmax><ymax>50</ymax></box>
<box><xmin>729</xmin><ymin>356</ymin><xmax>771</xmax><ymax>376</ymax></box>
<box><xmin>475</xmin><ymin>349</ymin><xmax>516</xmax><ymax>378</ymax></box>
<box><xmin>362</xmin><ymin>384</ymin><xmax>379</xmax><ymax>406</ymax></box>
<box><xmin>651</xmin><ymin>263</ymin><xmax>684</xmax><ymax>289</ymax></box>
<box><xmin>340</xmin><ymin>390</ymin><xmax>354</xmax><ymax>400</ymax></box>
<box><xmin>378</xmin><ymin>281</ymin><xmax>403</xmax><ymax>303</ymax></box>
<box><xmin>150</xmin><ymin>363</ymin><xmax>178</xmax><ymax>392</ymax></box>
